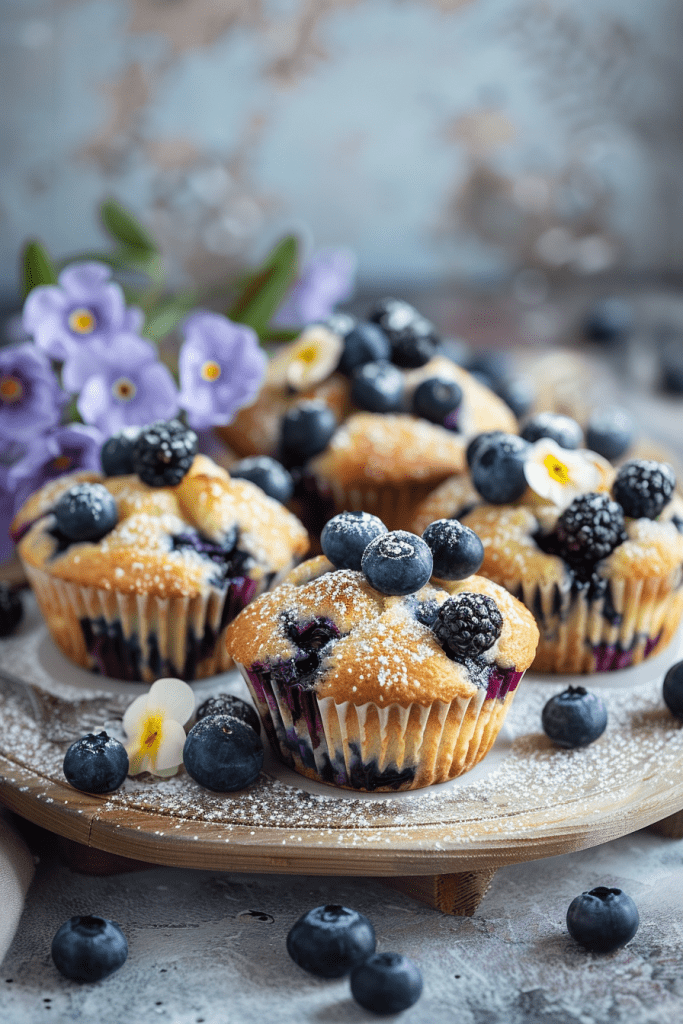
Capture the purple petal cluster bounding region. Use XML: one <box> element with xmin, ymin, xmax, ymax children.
<box><xmin>178</xmin><ymin>312</ymin><xmax>266</xmax><ymax>430</ymax></box>
<box><xmin>76</xmin><ymin>335</ymin><xmax>179</xmax><ymax>433</ymax></box>
<box><xmin>0</xmin><ymin>343</ymin><xmax>66</xmax><ymax>440</ymax></box>
<box><xmin>22</xmin><ymin>262</ymin><xmax>143</xmax><ymax>365</ymax></box>
<box><xmin>273</xmin><ymin>248</ymin><xmax>357</xmax><ymax>328</ymax></box>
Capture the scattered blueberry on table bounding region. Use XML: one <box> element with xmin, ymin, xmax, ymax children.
<box><xmin>195</xmin><ymin>693</ymin><xmax>261</xmax><ymax>735</ymax></box>
<box><xmin>132</xmin><ymin>419</ymin><xmax>198</xmax><ymax>487</ymax></box>
<box><xmin>422</xmin><ymin>518</ymin><xmax>484</xmax><ymax>581</ymax></box>
<box><xmin>183</xmin><ymin>714</ymin><xmax>263</xmax><ymax>792</ymax></box>
<box><xmin>321</xmin><ymin>510</ymin><xmax>387</xmax><ymax>572</ymax></box>
<box><xmin>286</xmin><ymin>904</ymin><xmax>376</xmax><ymax>978</ymax></box>
<box><xmin>63</xmin><ymin>732</ymin><xmax>129</xmax><ymax>794</ymax></box>
<box><xmin>53</xmin><ymin>483</ymin><xmax>118</xmax><ymax>542</ymax></box>
<box><xmin>566</xmin><ymin>887</ymin><xmax>639</xmax><ymax>954</ymax></box>
<box><xmin>51</xmin><ymin>915</ymin><xmax>128</xmax><ymax>982</ymax></box>
<box><xmin>350</xmin><ymin>951</ymin><xmax>423</xmax><ymax>1014</ymax></box>
<box><xmin>663</xmin><ymin>661</ymin><xmax>683</xmax><ymax>720</ymax></box>
<box><xmin>542</xmin><ymin>687</ymin><xmax>608</xmax><ymax>749</ymax></box>
<box><xmin>361</xmin><ymin>530</ymin><xmax>433</xmax><ymax>596</ymax></box>
<box><xmin>228</xmin><ymin>456</ymin><xmax>294</xmax><ymax>505</ymax></box>
<box><xmin>0</xmin><ymin>582</ymin><xmax>23</xmax><ymax>637</ymax></box>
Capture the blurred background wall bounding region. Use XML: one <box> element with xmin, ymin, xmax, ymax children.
<box><xmin>3</xmin><ymin>0</ymin><xmax>683</xmax><ymax>299</ymax></box>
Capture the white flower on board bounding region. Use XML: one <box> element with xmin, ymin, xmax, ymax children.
<box><xmin>123</xmin><ymin>677</ymin><xmax>195</xmax><ymax>777</ymax></box>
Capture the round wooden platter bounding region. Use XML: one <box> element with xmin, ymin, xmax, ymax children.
<box><xmin>1</xmin><ymin>594</ymin><xmax>683</xmax><ymax>891</ymax></box>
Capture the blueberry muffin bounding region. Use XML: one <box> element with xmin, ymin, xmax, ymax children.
<box><xmin>12</xmin><ymin>421</ymin><xmax>309</xmax><ymax>682</ymax></box>
<box><xmin>411</xmin><ymin>427</ymin><xmax>683</xmax><ymax>673</ymax></box>
<box><xmin>225</xmin><ymin>516</ymin><xmax>538</xmax><ymax>791</ymax></box>
<box><xmin>218</xmin><ymin>302</ymin><xmax>517</xmax><ymax>532</ymax></box>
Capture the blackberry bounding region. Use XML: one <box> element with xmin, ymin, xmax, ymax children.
<box><xmin>612</xmin><ymin>459</ymin><xmax>675</xmax><ymax>520</ymax></box>
<box><xmin>433</xmin><ymin>592</ymin><xmax>503</xmax><ymax>661</ymax></box>
<box><xmin>555</xmin><ymin>493</ymin><xmax>626</xmax><ymax>575</ymax></box>
<box><xmin>133</xmin><ymin>420</ymin><xmax>198</xmax><ymax>487</ymax></box>
<box><xmin>0</xmin><ymin>583</ymin><xmax>23</xmax><ymax>637</ymax></box>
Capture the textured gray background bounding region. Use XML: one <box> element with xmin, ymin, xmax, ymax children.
<box><xmin>1</xmin><ymin>825</ymin><xmax>682</xmax><ymax>1023</ymax></box>
<box><xmin>3</xmin><ymin>0</ymin><xmax>683</xmax><ymax>295</ymax></box>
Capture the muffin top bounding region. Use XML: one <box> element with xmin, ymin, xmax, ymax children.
<box><xmin>410</xmin><ymin>429</ymin><xmax>683</xmax><ymax>587</ymax></box>
<box><xmin>226</xmin><ymin>554</ymin><xmax>539</xmax><ymax>707</ymax></box>
<box><xmin>13</xmin><ymin>454</ymin><xmax>309</xmax><ymax>598</ymax></box>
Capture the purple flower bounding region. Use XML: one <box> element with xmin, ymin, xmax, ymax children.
<box><xmin>76</xmin><ymin>335</ymin><xmax>179</xmax><ymax>433</ymax></box>
<box><xmin>273</xmin><ymin>248</ymin><xmax>357</xmax><ymax>328</ymax></box>
<box><xmin>22</xmin><ymin>261</ymin><xmax>143</xmax><ymax>362</ymax></box>
<box><xmin>0</xmin><ymin>343</ymin><xmax>66</xmax><ymax>441</ymax></box>
<box><xmin>5</xmin><ymin>424</ymin><xmax>104</xmax><ymax>551</ymax></box>
<box><xmin>177</xmin><ymin>312</ymin><xmax>266</xmax><ymax>430</ymax></box>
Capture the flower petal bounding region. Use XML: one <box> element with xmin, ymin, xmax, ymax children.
<box><xmin>146</xmin><ymin>677</ymin><xmax>195</xmax><ymax>725</ymax></box>
<box><xmin>151</xmin><ymin>718</ymin><xmax>188</xmax><ymax>772</ymax></box>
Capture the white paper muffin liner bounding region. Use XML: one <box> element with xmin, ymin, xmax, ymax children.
<box><xmin>236</xmin><ymin>660</ymin><xmax>525</xmax><ymax>791</ymax></box>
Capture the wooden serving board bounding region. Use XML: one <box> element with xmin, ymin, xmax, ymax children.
<box><xmin>1</xmin><ymin>594</ymin><xmax>683</xmax><ymax>915</ymax></box>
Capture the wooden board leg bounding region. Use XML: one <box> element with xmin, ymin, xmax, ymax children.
<box><xmin>648</xmin><ymin>809</ymin><xmax>683</xmax><ymax>839</ymax></box>
<box><xmin>57</xmin><ymin>837</ymin><xmax>153</xmax><ymax>875</ymax></box>
<box><xmin>382</xmin><ymin>869</ymin><xmax>497</xmax><ymax>916</ymax></box>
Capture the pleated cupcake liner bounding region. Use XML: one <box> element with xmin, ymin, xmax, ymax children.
<box><xmin>520</xmin><ymin>569</ymin><xmax>683</xmax><ymax>674</ymax></box>
<box><xmin>236</xmin><ymin>659</ymin><xmax>524</xmax><ymax>792</ymax></box>
<box><xmin>22</xmin><ymin>562</ymin><xmax>272</xmax><ymax>683</ymax></box>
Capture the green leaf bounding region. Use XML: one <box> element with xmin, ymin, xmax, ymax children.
<box><xmin>100</xmin><ymin>198</ymin><xmax>158</xmax><ymax>253</ymax></box>
<box><xmin>142</xmin><ymin>291</ymin><xmax>198</xmax><ymax>342</ymax></box>
<box><xmin>22</xmin><ymin>240</ymin><xmax>58</xmax><ymax>297</ymax></box>
<box><xmin>228</xmin><ymin>235</ymin><xmax>299</xmax><ymax>336</ymax></box>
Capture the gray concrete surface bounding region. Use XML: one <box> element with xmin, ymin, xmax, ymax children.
<box><xmin>0</xmin><ymin>826</ymin><xmax>682</xmax><ymax>1024</ymax></box>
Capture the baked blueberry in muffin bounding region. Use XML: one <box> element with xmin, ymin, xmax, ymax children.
<box><xmin>225</xmin><ymin>515</ymin><xmax>538</xmax><ymax>791</ymax></box>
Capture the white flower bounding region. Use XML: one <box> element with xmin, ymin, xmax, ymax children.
<box><xmin>123</xmin><ymin>677</ymin><xmax>195</xmax><ymax>777</ymax></box>
<box><xmin>524</xmin><ymin>438</ymin><xmax>604</xmax><ymax>510</ymax></box>
<box><xmin>267</xmin><ymin>325</ymin><xmax>343</xmax><ymax>392</ymax></box>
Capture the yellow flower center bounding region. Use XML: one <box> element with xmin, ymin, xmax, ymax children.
<box><xmin>0</xmin><ymin>376</ymin><xmax>23</xmax><ymax>403</ymax></box>
<box><xmin>140</xmin><ymin>713</ymin><xmax>164</xmax><ymax>758</ymax></box>
<box><xmin>200</xmin><ymin>360</ymin><xmax>222</xmax><ymax>382</ymax></box>
<box><xmin>68</xmin><ymin>308</ymin><xmax>96</xmax><ymax>334</ymax></box>
<box><xmin>51</xmin><ymin>455</ymin><xmax>72</xmax><ymax>472</ymax></box>
<box><xmin>296</xmin><ymin>343</ymin><xmax>320</xmax><ymax>366</ymax></box>
<box><xmin>543</xmin><ymin>452</ymin><xmax>571</xmax><ymax>486</ymax></box>
<box><xmin>112</xmin><ymin>377</ymin><xmax>137</xmax><ymax>402</ymax></box>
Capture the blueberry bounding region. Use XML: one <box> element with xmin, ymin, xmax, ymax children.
<box><xmin>494</xmin><ymin>376</ymin><xmax>535</xmax><ymax>419</ymax></box>
<box><xmin>133</xmin><ymin>419</ymin><xmax>198</xmax><ymax>487</ymax></box>
<box><xmin>195</xmin><ymin>693</ymin><xmax>261</xmax><ymax>735</ymax></box>
<box><xmin>612</xmin><ymin>459</ymin><xmax>675</xmax><ymax>520</ymax></box>
<box><xmin>51</xmin><ymin>915</ymin><xmax>128</xmax><ymax>982</ymax></box>
<box><xmin>286</xmin><ymin>904</ymin><xmax>376</xmax><ymax>978</ymax></box>
<box><xmin>0</xmin><ymin>583</ymin><xmax>23</xmax><ymax>637</ymax></box>
<box><xmin>583</xmin><ymin>298</ymin><xmax>633</xmax><ymax>344</ymax></box>
<box><xmin>53</xmin><ymin>483</ymin><xmax>118</xmax><ymax>542</ymax></box>
<box><xmin>229</xmin><ymin>456</ymin><xmax>294</xmax><ymax>504</ymax></box>
<box><xmin>566</xmin><ymin>887</ymin><xmax>639</xmax><ymax>954</ymax></box>
<box><xmin>412</xmin><ymin>377</ymin><xmax>463</xmax><ymax>428</ymax></box>
<box><xmin>465</xmin><ymin>350</ymin><xmax>513</xmax><ymax>388</ymax></box>
<box><xmin>422</xmin><ymin>519</ymin><xmax>484</xmax><ymax>581</ymax></box>
<box><xmin>361</xmin><ymin>530</ymin><xmax>433</xmax><ymax>596</ymax></box>
<box><xmin>338</xmin><ymin>321</ymin><xmax>391</xmax><ymax>375</ymax></box>
<box><xmin>465</xmin><ymin>431</ymin><xmax>505</xmax><ymax>469</ymax></box>
<box><xmin>350</xmin><ymin>952</ymin><xmax>423</xmax><ymax>1014</ymax></box>
<box><xmin>321</xmin><ymin>511</ymin><xmax>388</xmax><ymax>571</ymax></box>
<box><xmin>63</xmin><ymin>731</ymin><xmax>129</xmax><ymax>794</ymax></box>
<box><xmin>100</xmin><ymin>427</ymin><xmax>141</xmax><ymax>477</ymax></box>
<box><xmin>663</xmin><ymin>661</ymin><xmax>683</xmax><ymax>720</ymax></box>
<box><xmin>520</xmin><ymin>412</ymin><xmax>583</xmax><ymax>450</ymax></box>
<box><xmin>183</xmin><ymin>714</ymin><xmax>263</xmax><ymax>792</ymax></box>
<box><xmin>541</xmin><ymin>686</ymin><xmax>607</xmax><ymax>748</ymax></box>
<box><xmin>350</xmin><ymin>361</ymin><xmax>405</xmax><ymax>413</ymax></box>
<box><xmin>659</xmin><ymin>333</ymin><xmax>683</xmax><ymax>394</ymax></box>
<box><xmin>470</xmin><ymin>433</ymin><xmax>529</xmax><ymax>504</ymax></box>
<box><xmin>279</xmin><ymin>401</ymin><xmax>337</xmax><ymax>468</ymax></box>
<box><xmin>368</xmin><ymin>298</ymin><xmax>439</xmax><ymax>368</ymax></box>
<box><xmin>586</xmin><ymin>407</ymin><xmax>635</xmax><ymax>461</ymax></box>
